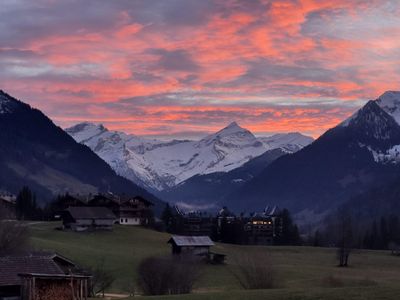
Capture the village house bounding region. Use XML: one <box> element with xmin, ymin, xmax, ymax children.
<box><xmin>87</xmin><ymin>194</ymin><xmax>154</xmax><ymax>226</ymax></box>
<box><xmin>117</xmin><ymin>196</ymin><xmax>154</xmax><ymax>226</ymax></box>
<box><xmin>61</xmin><ymin>206</ymin><xmax>116</xmax><ymax>231</ymax></box>
<box><xmin>168</xmin><ymin>235</ymin><xmax>214</xmax><ymax>256</ymax></box>
<box><xmin>0</xmin><ymin>252</ymin><xmax>90</xmax><ymax>300</ymax></box>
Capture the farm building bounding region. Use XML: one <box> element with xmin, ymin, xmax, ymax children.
<box><xmin>0</xmin><ymin>252</ymin><xmax>90</xmax><ymax>300</ymax></box>
<box><xmin>168</xmin><ymin>235</ymin><xmax>214</xmax><ymax>256</ymax></box>
<box><xmin>61</xmin><ymin>206</ymin><xmax>116</xmax><ymax>231</ymax></box>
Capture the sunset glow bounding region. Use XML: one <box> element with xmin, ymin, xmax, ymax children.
<box><xmin>1</xmin><ymin>0</ymin><xmax>399</xmax><ymax>138</ymax></box>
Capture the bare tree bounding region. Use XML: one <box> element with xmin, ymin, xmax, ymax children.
<box><xmin>336</xmin><ymin>210</ymin><xmax>353</xmax><ymax>267</ymax></box>
<box><xmin>88</xmin><ymin>259</ymin><xmax>115</xmax><ymax>297</ymax></box>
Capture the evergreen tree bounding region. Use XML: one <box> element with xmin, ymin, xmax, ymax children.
<box><xmin>16</xmin><ymin>186</ymin><xmax>38</xmax><ymax>220</ymax></box>
<box><xmin>276</xmin><ymin>209</ymin><xmax>302</xmax><ymax>245</ymax></box>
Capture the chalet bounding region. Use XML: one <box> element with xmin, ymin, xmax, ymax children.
<box><xmin>117</xmin><ymin>196</ymin><xmax>153</xmax><ymax>226</ymax></box>
<box><xmin>61</xmin><ymin>206</ymin><xmax>116</xmax><ymax>231</ymax></box>
<box><xmin>168</xmin><ymin>235</ymin><xmax>214</xmax><ymax>256</ymax></box>
<box><xmin>55</xmin><ymin>194</ymin><xmax>87</xmax><ymax>210</ymax></box>
<box><xmin>0</xmin><ymin>195</ymin><xmax>16</xmax><ymax>219</ymax></box>
<box><xmin>0</xmin><ymin>252</ymin><xmax>90</xmax><ymax>300</ymax></box>
<box><xmin>87</xmin><ymin>194</ymin><xmax>154</xmax><ymax>226</ymax></box>
<box><xmin>244</xmin><ymin>206</ymin><xmax>282</xmax><ymax>245</ymax></box>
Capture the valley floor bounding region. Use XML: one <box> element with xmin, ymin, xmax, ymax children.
<box><xmin>29</xmin><ymin>222</ymin><xmax>400</xmax><ymax>299</ymax></box>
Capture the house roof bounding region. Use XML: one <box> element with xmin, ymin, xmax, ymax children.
<box><xmin>168</xmin><ymin>235</ymin><xmax>215</xmax><ymax>247</ymax></box>
<box><xmin>119</xmin><ymin>195</ymin><xmax>153</xmax><ymax>206</ymax></box>
<box><xmin>65</xmin><ymin>206</ymin><xmax>116</xmax><ymax>220</ymax></box>
<box><xmin>0</xmin><ymin>252</ymin><xmax>78</xmax><ymax>286</ymax></box>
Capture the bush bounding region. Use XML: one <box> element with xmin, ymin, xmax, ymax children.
<box><xmin>137</xmin><ymin>255</ymin><xmax>201</xmax><ymax>295</ymax></box>
<box><xmin>0</xmin><ymin>220</ymin><xmax>29</xmax><ymax>255</ymax></box>
<box><xmin>230</xmin><ymin>250</ymin><xmax>277</xmax><ymax>289</ymax></box>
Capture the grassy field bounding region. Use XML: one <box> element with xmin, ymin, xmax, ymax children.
<box><xmin>29</xmin><ymin>222</ymin><xmax>400</xmax><ymax>299</ymax></box>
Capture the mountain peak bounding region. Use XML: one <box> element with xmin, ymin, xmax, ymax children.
<box><xmin>0</xmin><ymin>90</ymin><xmax>20</xmax><ymax>114</ymax></box>
<box><xmin>216</xmin><ymin>121</ymin><xmax>249</xmax><ymax>136</ymax></box>
<box><xmin>227</xmin><ymin>121</ymin><xmax>240</xmax><ymax>128</ymax></box>
<box><xmin>65</xmin><ymin>122</ymin><xmax>107</xmax><ymax>142</ymax></box>
<box><xmin>376</xmin><ymin>91</ymin><xmax>400</xmax><ymax>125</ymax></box>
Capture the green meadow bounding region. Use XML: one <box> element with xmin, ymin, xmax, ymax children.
<box><xmin>29</xmin><ymin>222</ymin><xmax>400</xmax><ymax>299</ymax></box>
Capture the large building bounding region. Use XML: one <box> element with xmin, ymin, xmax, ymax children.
<box><xmin>244</xmin><ymin>206</ymin><xmax>282</xmax><ymax>245</ymax></box>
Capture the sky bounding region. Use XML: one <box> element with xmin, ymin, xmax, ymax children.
<box><xmin>1</xmin><ymin>0</ymin><xmax>399</xmax><ymax>139</ymax></box>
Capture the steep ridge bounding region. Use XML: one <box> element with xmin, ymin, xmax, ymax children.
<box><xmin>227</xmin><ymin>92</ymin><xmax>400</xmax><ymax>216</ymax></box>
<box><xmin>0</xmin><ymin>90</ymin><xmax>161</xmax><ymax>206</ymax></box>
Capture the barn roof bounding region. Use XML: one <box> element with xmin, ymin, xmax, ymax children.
<box><xmin>65</xmin><ymin>206</ymin><xmax>116</xmax><ymax>219</ymax></box>
<box><xmin>168</xmin><ymin>235</ymin><xmax>214</xmax><ymax>247</ymax></box>
<box><xmin>0</xmin><ymin>252</ymin><xmax>79</xmax><ymax>286</ymax></box>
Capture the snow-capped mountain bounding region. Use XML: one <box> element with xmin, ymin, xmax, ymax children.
<box><xmin>258</xmin><ymin>132</ymin><xmax>313</xmax><ymax>152</ymax></box>
<box><xmin>341</xmin><ymin>91</ymin><xmax>400</xmax><ymax>163</ymax></box>
<box><xmin>66</xmin><ymin>121</ymin><xmax>313</xmax><ymax>191</ymax></box>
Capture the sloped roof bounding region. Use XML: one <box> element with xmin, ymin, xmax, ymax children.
<box><xmin>119</xmin><ymin>195</ymin><xmax>153</xmax><ymax>206</ymax></box>
<box><xmin>168</xmin><ymin>235</ymin><xmax>214</xmax><ymax>247</ymax></box>
<box><xmin>65</xmin><ymin>206</ymin><xmax>115</xmax><ymax>219</ymax></box>
<box><xmin>0</xmin><ymin>252</ymin><xmax>77</xmax><ymax>286</ymax></box>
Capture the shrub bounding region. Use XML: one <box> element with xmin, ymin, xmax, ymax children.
<box><xmin>0</xmin><ymin>220</ymin><xmax>29</xmax><ymax>255</ymax></box>
<box><xmin>230</xmin><ymin>250</ymin><xmax>277</xmax><ymax>289</ymax></box>
<box><xmin>137</xmin><ymin>255</ymin><xmax>201</xmax><ymax>295</ymax></box>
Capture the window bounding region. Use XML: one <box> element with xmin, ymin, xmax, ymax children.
<box><xmin>125</xmin><ymin>218</ymin><xmax>128</xmax><ymax>223</ymax></box>
<box><xmin>120</xmin><ymin>218</ymin><xmax>123</xmax><ymax>223</ymax></box>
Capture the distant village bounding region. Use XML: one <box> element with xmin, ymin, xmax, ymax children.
<box><xmin>0</xmin><ymin>189</ymin><xmax>300</xmax><ymax>246</ymax></box>
<box><xmin>0</xmin><ymin>189</ymin><xmax>300</xmax><ymax>299</ymax></box>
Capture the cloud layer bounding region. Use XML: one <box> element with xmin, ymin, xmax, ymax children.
<box><xmin>1</xmin><ymin>0</ymin><xmax>399</xmax><ymax>138</ymax></box>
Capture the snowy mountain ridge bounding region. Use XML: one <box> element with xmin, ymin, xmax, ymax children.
<box><xmin>341</xmin><ymin>91</ymin><xmax>400</xmax><ymax>163</ymax></box>
<box><xmin>66</xmin><ymin>122</ymin><xmax>313</xmax><ymax>191</ymax></box>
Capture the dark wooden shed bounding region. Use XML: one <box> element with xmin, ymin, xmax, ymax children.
<box><xmin>0</xmin><ymin>252</ymin><xmax>90</xmax><ymax>300</ymax></box>
<box><xmin>168</xmin><ymin>235</ymin><xmax>214</xmax><ymax>256</ymax></box>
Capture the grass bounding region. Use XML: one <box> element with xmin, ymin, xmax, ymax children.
<box><xmin>29</xmin><ymin>222</ymin><xmax>400</xmax><ymax>299</ymax></box>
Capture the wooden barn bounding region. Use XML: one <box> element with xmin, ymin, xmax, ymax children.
<box><xmin>168</xmin><ymin>235</ymin><xmax>214</xmax><ymax>256</ymax></box>
<box><xmin>61</xmin><ymin>206</ymin><xmax>116</xmax><ymax>231</ymax></box>
<box><xmin>0</xmin><ymin>252</ymin><xmax>90</xmax><ymax>300</ymax></box>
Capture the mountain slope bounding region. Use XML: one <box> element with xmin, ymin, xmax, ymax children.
<box><xmin>159</xmin><ymin>148</ymin><xmax>287</xmax><ymax>209</ymax></box>
<box><xmin>0</xmin><ymin>90</ymin><xmax>161</xmax><ymax>205</ymax></box>
<box><xmin>227</xmin><ymin>92</ymin><xmax>400</xmax><ymax>215</ymax></box>
<box><xmin>67</xmin><ymin>122</ymin><xmax>313</xmax><ymax>191</ymax></box>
